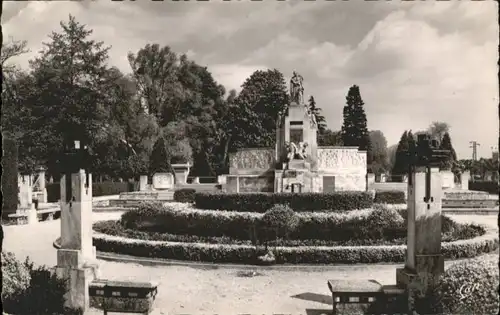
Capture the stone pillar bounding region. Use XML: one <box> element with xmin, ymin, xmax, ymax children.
<box><xmin>38</xmin><ymin>168</ymin><xmax>48</xmax><ymax>203</ymax></box>
<box><xmin>172</xmin><ymin>163</ymin><xmax>191</xmax><ymax>185</ymax></box>
<box><xmin>380</xmin><ymin>174</ymin><xmax>387</xmax><ymax>182</ymax></box>
<box><xmin>367</xmin><ymin>173</ymin><xmax>375</xmax><ymax>187</ymax></box>
<box><xmin>55</xmin><ymin>169</ymin><xmax>99</xmax><ymax>313</ymax></box>
<box><xmin>19</xmin><ymin>174</ymin><xmax>37</xmax><ymax>224</ymax></box>
<box><xmin>139</xmin><ymin>175</ymin><xmax>148</xmax><ymax>191</ymax></box>
<box><xmin>461</xmin><ymin>171</ymin><xmax>470</xmax><ymax>190</ymax></box>
<box><xmin>396</xmin><ymin>166</ymin><xmax>444</xmax><ymax>312</ymax></box>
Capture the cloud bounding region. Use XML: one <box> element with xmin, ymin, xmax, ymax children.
<box><xmin>2</xmin><ymin>0</ymin><xmax>498</xmax><ymax>159</ymax></box>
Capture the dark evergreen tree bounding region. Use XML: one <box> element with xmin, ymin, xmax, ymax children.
<box><xmin>308</xmin><ymin>96</ymin><xmax>327</xmax><ymax>134</ymax></box>
<box><xmin>340</xmin><ymin>85</ymin><xmax>370</xmax><ymax>154</ymax></box>
<box><xmin>1</xmin><ymin>137</ymin><xmax>19</xmax><ymax>218</ymax></box>
<box><xmin>439</xmin><ymin>132</ymin><xmax>457</xmax><ymax>170</ymax></box>
<box><xmin>391</xmin><ymin>131</ymin><xmax>410</xmax><ymax>181</ymax></box>
<box><xmin>149</xmin><ymin>136</ymin><xmax>171</xmax><ymax>174</ymax></box>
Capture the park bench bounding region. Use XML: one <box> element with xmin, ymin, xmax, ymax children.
<box><xmin>7</xmin><ymin>207</ymin><xmax>61</xmax><ymax>225</ymax></box>
<box><xmin>327</xmin><ymin>279</ymin><xmax>405</xmax><ymax>315</ymax></box>
<box><xmin>89</xmin><ymin>279</ymin><xmax>158</xmax><ymax>315</ymax></box>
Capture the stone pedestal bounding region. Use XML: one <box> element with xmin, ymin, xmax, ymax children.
<box><xmin>37</xmin><ymin>168</ymin><xmax>48</xmax><ymax>203</ymax></box>
<box><xmin>139</xmin><ymin>175</ymin><xmax>148</xmax><ymax>191</ymax></box>
<box><xmin>172</xmin><ymin>163</ymin><xmax>191</xmax><ymax>185</ymax></box>
<box><xmin>396</xmin><ymin>166</ymin><xmax>444</xmax><ymax>312</ymax></box>
<box><xmin>152</xmin><ymin>173</ymin><xmax>174</xmax><ymax>190</ymax></box>
<box><xmin>440</xmin><ymin>170</ymin><xmax>454</xmax><ymax>189</ymax></box>
<box><xmin>367</xmin><ymin>173</ymin><xmax>375</xmax><ymax>186</ymax></box>
<box><xmin>460</xmin><ymin>171</ymin><xmax>470</xmax><ymax>190</ymax></box>
<box><xmin>56</xmin><ymin>170</ymin><xmax>99</xmax><ymax>312</ymax></box>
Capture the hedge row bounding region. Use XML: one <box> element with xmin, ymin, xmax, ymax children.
<box><xmin>373</xmin><ymin>190</ymin><xmax>406</xmax><ymax>204</ymax></box>
<box><xmin>194</xmin><ymin>191</ymin><xmax>373</xmax><ymax>212</ymax></box>
<box><xmin>173</xmin><ymin>188</ymin><xmax>196</xmax><ymax>203</ymax></box>
<box><xmin>469</xmin><ymin>180</ymin><xmax>499</xmax><ymax>195</ymax></box>
<box><xmin>119</xmin><ymin>203</ymin><xmax>479</xmax><ymax>243</ymax></box>
<box><xmin>46</xmin><ymin>181</ymin><xmax>137</xmax><ymax>202</ymax></box>
<box><xmin>92</xmin><ymin>229</ymin><xmax>499</xmax><ymax>264</ymax></box>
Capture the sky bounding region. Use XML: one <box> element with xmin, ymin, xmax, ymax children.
<box><xmin>2</xmin><ymin>0</ymin><xmax>498</xmax><ymax>160</ymax></box>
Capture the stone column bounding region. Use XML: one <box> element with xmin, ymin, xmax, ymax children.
<box><xmin>19</xmin><ymin>174</ymin><xmax>37</xmax><ymax>224</ymax></box>
<box><xmin>461</xmin><ymin>171</ymin><xmax>470</xmax><ymax>190</ymax></box>
<box><xmin>396</xmin><ymin>166</ymin><xmax>444</xmax><ymax>312</ymax></box>
<box><xmin>55</xmin><ymin>169</ymin><xmax>99</xmax><ymax>313</ymax></box>
<box><xmin>38</xmin><ymin>168</ymin><xmax>48</xmax><ymax>203</ymax></box>
<box><xmin>139</xmin><ymin>175</ymin><xmax>148</xmax><ymax>191</ymax></box>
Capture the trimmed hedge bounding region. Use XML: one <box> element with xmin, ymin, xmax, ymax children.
<box><xmin>47</xmin><ymin>181</ymin><xmax>137</xmax><ymax>202</ymax></box>
<box><xmin>118</xmin><ymin>203</ymin><xmax>481</xmax><ymax>243</ymax></box>
<box><xmin>91</xmin><ymin>228</ymin><xmax>499</xmax><ymax>264</ymax></box>
<box><xmin>194</xmin><ymin>191</ymin><xmax>373</xmax><ymax>212</ymax></box>
<box><xmin>374</xmin><ymin>190</ymin><xmax>406</xmax><ymax>204</ymax></box>
<box><xmin>173</xmin><ymin>188</ymin><xmax>196</xmax><ymax>203</ymax></box>
<box><xmin>469</xmin><ymin>180</ymin><xmax>499</xmax><ymax>195</ymax></box>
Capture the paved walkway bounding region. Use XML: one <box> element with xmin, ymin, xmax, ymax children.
<box><xmin>2</xmin><ymin>213</ymin><xmax>498</xmax><ymax>314</ymax></box>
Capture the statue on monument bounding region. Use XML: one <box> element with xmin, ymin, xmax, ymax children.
<box><xmin>290</xmin><ymin>71</ymin><xmax>304</xmax><ymax>104</ymax></box>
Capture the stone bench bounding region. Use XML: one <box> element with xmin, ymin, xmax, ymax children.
<box><xmin>327</xmin><ymin>279</ymin><xmax>405</xmax><ymax>315</ymax></box>
<box><xmin>89</xmin><ymin>280</ymin><xmax>158</xmax><ymax>315</ymax></box>
<box><xmin>7</xmin><ymin>212</ymin><xmax>29</xmax><ymax>225</ymax></box>
<box><xmin>7</xmin><ymin>208</ymin><xmax>61</xmax><ymax>225</ymax></box>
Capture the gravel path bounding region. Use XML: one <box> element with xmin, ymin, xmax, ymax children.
<box><xmin>2</xmin><ymin>212</ymin><xmax>498</xmax><ymax>314</ymax></box>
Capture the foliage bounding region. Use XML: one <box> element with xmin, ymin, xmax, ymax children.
<box><xmin>469</xmin><ymin>180</ymin><xmax>499</xmax><ymax>195</ymax></box>
<box><xmin>391</xmin><ymin>130</ymin><xmax>413</xmax><ymax>181</ymax></box>
<box><xmin>194</xmin><ymin>191</ymin><xmax>374</xmax><ymax>212</ymax></box>
<box><xmin>307</xmin><ymin>96</ymin><xmax>327</xmax><ymax>133</ymax></box>
<box><xmin>1</xmin><ymin>251</ymin><xmax>31</xmax><ymax>301</ymax></box>
<box><xmin>340</xmin><ymin>85</ymin><xmax>371</xmax><ymax>156</ymax></box>
<box><xmin>426</xmin><ymin>255</ymin><xmax>499</xmax><ymax>315</ymax></box>
<box><xmin>318</xmin><ymin>129</ymin><xmax>342</xmax><ymax>146</ymax></box>
<box><xmin>368</xmin><ymin>130</ymin><xmax>389</xmax><ymax>175</ymax></box>
<box><xmin>374</xmin><ymin>191</ymin><xmax>406</xmax><ymax>204</ymax></box>
<box><xmin>46</xmin><ymin>181</ymin><xmax>136</xmax><ymax>202</ymax></box>
<box><xmin>1</xmin><ymin>137</ymin><xmax>19</xmax><ymax>217</ymax></box>
<box><xmin>427</xmin><ymin>121</ymin><xmax>450</xmax><ymax>141</ymax></box>
<box><xmin>260</xmin><ymin>204</ymin><xmax>299</xmax><ymax>240</ymax></box>
<box><xmin>149</xmin><ymin>136</ymin><xmax>171</xmax><ymax>174</ymax></box>
<box><xmin>439</xmin><ymin>132</ymin><xmax>457</xmax><ymax>170</ymax></box>
<box><xmin>173</xmin><ymin>188</ymin><xmax>197</xmax><ymax>203</ymax></box>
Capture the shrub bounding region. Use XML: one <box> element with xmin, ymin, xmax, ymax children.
<box><xmin>469</xmin><ymin>180</ymin><xmax>499</xmax><ymax>195</ymax></box>
<box><xmin>374</xmin><ymin>190</ymin><xmax>406</xmax><ymax>204</ymax></box>
<box><xmin>261</xmin><ymin>204</ymin><xmax>299</xmax><ymax>240</ymax></box>
<box><xmin>47</xmin><ymin>181</ymin><xmax>136</xmax><ymax>201</ymax></box>
<box><xmin>360</xmin><ymin>205</ymin><xmax>405</xmax><ymax>240</ymax></box>
<box><xmin>1</xmin><ymin>251</ymin><xmax>31</xmax><ymax>301</ymax></box>
<box><xmin>419</xmin><ymin>255</ymin><xmax>499</xmax><ymax>315</ymax></box>
<box><xmin>174</xmin><ymin>188</ymin><xmax>197</xmax><ymax>203</ymax></box>
<box><xmin>194</xmin><ymin>191</ymin><xmax>373</xmax><ymax>212</ymax></box>
<box><xmin>1</xmin><ymin>137</ymin><xmax>19</xmax><ymax>218</ymax></box>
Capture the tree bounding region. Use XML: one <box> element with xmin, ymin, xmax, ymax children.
<box><xmin>232</xmin><ymin>69</ymin><xmax>289</xmax><ymax>149</ymax></box>
<box><xmin>391</xmin><ymin>131</ymin><xmax>410</xmax><ymax>181</ymax></box>
<box><xmin>427</xmin><ymin>121</ymin><xmax>450</xmax><ymax>141</ymax></box>
<box><xmin>149</xmin><ymin>136</ymin><xmax>171</xmax><ymax>174</ymax></box>
<box><xmin>308</xmin><ymin>96</ymin><xmax>327</xmax><ymax>134</ymax></box>
<box><xmin>368</xmin><ymin>130</ymin><xmax>389</xmax><ymax>175</ymax></box>
<box><xmin>340</xmin><ymin>85</ymin><xmax>371</xmax><ymax>154</ymax></box>
<box><xmin>1</xmin><ymin>137</ymin><xmax>19</xmax><ymax>218</ymax></box>
<box><xmin>318</xmin><ymin>129</ymin><xmax>342</xmax><ymax>146</ymax></box>
<box><xmin>439</xmin><ymin>132</ymin><xmax>457</xmax><ymax>170</ymax></box>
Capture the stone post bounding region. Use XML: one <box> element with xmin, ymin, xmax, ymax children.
<box><xmin>19</xmin><ymin>174</ymin><xmax>37</xmax><ymax>224</ymax></box>
<box><xmin>55</xmin><ymin>141</ymin><xmax>99</xmax><ymax>313</ymax></box>
<box><xmin>139</xmin><ymin>175</ymin><xmax>148</xmax><ymax>191</ymax></box>
<box><xmin>367</xmin><ymin>173</ymin><xmax>375</xmax><ymax>187</ymax></box>
<box><xmin>461</xmin><ymin>171</ymin><xmax>470</xmax><ymax>190</ymax></box>
<box><xmin>396</xmin><ymin>166</ymin><xmax>444</xmax><ymax>312</ymax></box>
<box><xmin>380</xmin><ymin>174</ymin><xmax>387</xmax><ymax>182</ymax></box>
<box><xmin>37</xmin><ymin>168</ymin><xmax>48</xmax><ymax>203</ymax></box>
<box><xmin>402</xmin><ymin>174</ymin><xmax>408</xmax><ymax>183</ymax></box>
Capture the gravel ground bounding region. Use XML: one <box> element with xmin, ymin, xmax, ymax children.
<box><xmin>2</xmin><ymin>212</ymin><xmax>498</xmax><ymax>314</ymax></box>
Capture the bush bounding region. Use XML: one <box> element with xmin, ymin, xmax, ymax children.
<box><xmin>173</xmin><ymin>188</ymin><xmax>197</xmax><ymax>203</ymax></box>
<box><xmin>374</xmin><ymin>190</ymin><xmax>406</xmax><ymax>204</ymax></box>
<box><xmin>469</xmin><ymin>180</ymin><xmax>499</xmax><ymax>195</ymax></box>
<box><xmin>47</xmin><ymin>181</ymin><xmax>136</xmax><ymax>202</ymax></box>
<box><xmin>116</xmin><ymin>203</ymin><xmax>481</xmax><ymax>244</ymax></box>
<box><xmin>261</xmin><ymin>204</ymin><xmax>299</xmax><ymax>240</ymax></box>
<box><xmin>1</xmin><ymin>138</ymin><xmax>19</xmax><ymax>218</ymax></box>
<box><xmin>1</xmin><ymin>252</ymin><xmax>75</xmax><ymax>314</ymax></box>
<box><xmin>194</xmin><ymin>191</ymin><xmax>373</xmax><ymax>212</ymax></box>
<box><xmin>418</xmin><ymin>255</ymin><xmax>499</xmax><ymax>315</ymax></box>
<box><xmin>92</xmin><ymin>229</ymin><xmax>499</xmax><ymax>265</ymax></box>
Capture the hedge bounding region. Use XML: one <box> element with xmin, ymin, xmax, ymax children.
<box><xmin>47</xmin><ymin>181</ymin><xmax>137</xmax><ymax>202</ymax></box>
<box><xmin>173</xmin><ymin>188</ymin><xmax>196</xmax><ymax>203</ymax></box>
<box><xmin>374</xmin><ymin>190</ymin><xmax>406</xmax><ymax>204</ymax></box>
<box><xmin>1</xmin><ymin>138</ymin><xmax>19</xmax><ymax>218</ymax></box>
<box><xmin>118</xmin><ymin>203</ymin><xmax>480</xmax><ymax>243</ymax></box>
<box><xmin>469</xmin><ymin>180</ymin><xmax>499</xmax><ymax>195</ymax></box>
<box><xmin>194</xmin><ymin>191</ymin><xmax>373</xmax><ymax>212</ymax></box>
<box><xmin>91</xmin><ymin>228</ymin><xmax>499</xmax><ymax>264</ymax></box>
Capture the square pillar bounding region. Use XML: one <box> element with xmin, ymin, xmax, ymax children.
<box><xmin>139</xmin><ymin>175</ymin><xmax>148</xmax><ymax>191</ymax></box>
<box><xmin>461</xmin><ymin>171</ymin><xmax>470</xmax><ymax>190</ymax></box>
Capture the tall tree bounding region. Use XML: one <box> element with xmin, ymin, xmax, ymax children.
<box><xmin>427</xmin><ymin>121</ymin><xmax>450</xmax><ymax>141</ymax></box>
<box><xmin>391</xmin><ymin>131</ymin><xmax>410</xmax><ymax>181</ymax></box>
<box><xmin>340</xmin><ymin>85</ymin><xmax>370</xmax><ymax>154</ymax></box>
<box><xmin>149</xmin><ymin>136</ymin><xmax>171</xmax><ymax>175</ymax></box>
<box><xmin>307</xmin><ymin>96</ymin><xmax>327</xmax><ymax>134</ymax></box>
<box><xmin>439</xmin><ymin>132</ymin><xmax>457</xmax><ymax>170</ymax></box>
<box><xmin>368</xmin><ymin>130</ymin><xmax>389</xmax><ymax>175</ymax></box>
<box><xmin>232</xmin><ymin>69</ymin><xmax>289</xmax><ymax>149</ymax></box>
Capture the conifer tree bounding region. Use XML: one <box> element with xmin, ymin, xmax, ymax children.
<box><xmin>439</xmin><ymin>132</ymin><xmax>457</xmax><ymax>170</ymax></box>
<box><xmin>392</xmin><ymin>131</ymin><xmax>410</xmax><ymax>181</ymax></box>
<box><xmin>308</xmin><ymin>96</ymin><xmax>327</xmax><ymax>134</ymax></box>
<box><xmin>340</xmin><ymin>85</ymin><xmax>370</xmax><ymax>152</ymax></box>
<box><xmin>149</xmin><ymin>136</ymin><xmax>171</xmax><ymax>174</ymax></box>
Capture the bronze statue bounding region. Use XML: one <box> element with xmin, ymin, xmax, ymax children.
<box><xmin>290</xmin><ymin>71</ymin><xmax>304</xmax><ymax>104</ymax></box>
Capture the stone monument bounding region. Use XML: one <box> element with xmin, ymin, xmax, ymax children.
<box><xmin>224</xmin><ymin>72</ymin><xmax>367</xmax><ymax>193</ymax></box>
<box><xmin>55</xmin><ymin>140</ymin><xmax>99</xmax><ymax>313</ymax></box>
<box><xmin>396</xmin><ymin>133</ymin><xmax>450</xmax><ymax>313</ymax></box>
<box><xmin>18</xmin><ymin>174</ymin><xmax>38</xmax><ymax>224</ymax></box>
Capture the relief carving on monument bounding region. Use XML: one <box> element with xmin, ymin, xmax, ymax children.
<box><xmin>230</xmin><ymin>149</ymin><xmax>274</xmax><ymax>170</ymax></box>
<box><xmin>317</xmin><ymin>149</ymin><xmax>366</xmax><ymax>172</ymax></box>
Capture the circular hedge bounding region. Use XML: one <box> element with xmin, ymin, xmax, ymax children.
<box><xmin>89</xmin><ymin>202</ymin><xmax>499</xmax><ymax>264</ymax></box>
